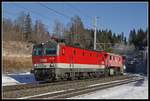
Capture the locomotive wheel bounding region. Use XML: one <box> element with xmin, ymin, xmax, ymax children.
<box><xmin>66</xmin><ymin>73</ymin><xmax>72</xmax><ymax>80</ymax></box>
<box><xmin>104</xmin><ymin>69</ymin><xmax>109</xmax><ymax>77</ymax></box>
<box><xmin>52</xmin><ymin>73</ymin><xmax>56</xmax><ymax>81</ymax></box>
<box><xmin>35</xmin><ymin>75</ymin><xmax>43</xmax><ymax>81</ymax></box>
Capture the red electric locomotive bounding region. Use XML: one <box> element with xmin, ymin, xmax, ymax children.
<box><xmin>31</xmin><ymin>40</ymin><xmax>125</xmax><ymax>81</ymax></box>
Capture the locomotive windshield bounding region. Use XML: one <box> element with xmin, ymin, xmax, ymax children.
<box><xmin>33</xmin><ymin>47</ymin><xmax>42</xmax><ymax>56</ymax></box>
<box><xmin>32</xmin><ymin>40</ymin><xmax>58</xmax><ymax>56</ymax></box>
<box><xmin>44</xmin><ymin>47</ymin><xmax>57</xmax><ymax>55</ymax></box>
<box><xmin>43</xmin><ymin>40</ymin><xmax>57</xmax><ymax>55</ymax></box>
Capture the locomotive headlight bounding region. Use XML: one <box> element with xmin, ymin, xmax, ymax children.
<box><xmin>34</xmin><ymin>64</ymin><xmax>37</xmax><ymax>67</ymax></box>
<box><xmin>50</xmin><ymin>63</ymin><xmax>54</xmax><ymax>67</ymax></box>
<box><xmin>123</xmin><ymin>65</ymin><xmax>126</xmax><ymax>70</ymax></box>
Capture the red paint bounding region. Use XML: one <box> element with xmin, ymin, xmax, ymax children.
<box><xmin>32</xmin><ymin>44</ymin><xmax>124</xmax><ymax>68</ymax></box>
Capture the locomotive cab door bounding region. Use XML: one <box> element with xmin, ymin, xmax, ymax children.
<box><xmin>104</xmin><ymin>54</ymin><xmax>110</xmax><ymax>76</ymax></box>
<box><xmin>70</xmin><ymin>49</ymin><xmax>76</xmax><ymax>80</ymax></box>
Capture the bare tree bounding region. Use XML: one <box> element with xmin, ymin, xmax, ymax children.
<box><xmin>14</xmin><ymin>11</ymin><xmax>26</xmax><ymax>41</ymax></box>
<box><xmin>69</xmin><ymin>15</ymin><xmax>86</xmax><ymax>47</ymax></box>
<box><xmin>52</xmin><ymin>19</ymin><xmax>65</xmax><ymax>39</ymax></box>
<box><xmin>33</xmin><ymin>19</ymin><xmax>50</xmax><ymax>43</ymax></box>
<box><xmin>2</xmin><ymin>18</ymin><xmax>13</xmax><ymax>41</ymax></box>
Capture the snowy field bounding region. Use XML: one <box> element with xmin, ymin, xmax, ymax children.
<box><xmin>69</xmin><ymin>76</ymin><xmax>148</xmax><ymax>99</ymax></box>
<box><xmin>2</xmin><ymin>72</ymin><xmax>37</xmax><ymax>86</ymax></box>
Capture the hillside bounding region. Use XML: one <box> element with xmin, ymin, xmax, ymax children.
<box><xmin>2</xmin><ymin>41</ymin><xmax>33</xmax><ymax>74</ymax></box>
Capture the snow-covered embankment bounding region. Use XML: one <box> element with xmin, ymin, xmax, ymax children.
<box><xmin>2</xmin><ymin>72</ymin><xmax>36</xmax><ymax>86</ymax></box>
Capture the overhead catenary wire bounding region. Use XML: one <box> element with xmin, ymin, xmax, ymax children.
<box><xmin>15</xmin><ymin>4</ymin><xmax>51</xmax><ymax>22</ymax></box>
<box><xmin>4</xmin><ymin>3</ymin><xmax>96</xmax><ymax>35</ymax></box>
<box><xmin>5</xmin><ymin>3</ymin><xmax>52</xmax><ymax>27</ymax></box>
<box><xmin>64</xmin><ymin>4</ymin><xmax>93</xmax><ymax>29</ymax></box>
<box><xmin>38</xmin><ymin>3</ymin><xmax>92</xmax><ymax>43</ymax></box>
<box><xmin>38</xmin><ymin>3</ymin><xmax>71</xmax><ymax>19</ymax></box>
<box><xmin>67</xmin><ymin>4</ymin><xmax>93</xmax><ymax>20</ymax></box>
<box><xmin>5</xmin><ymin>3</ymin><xmax>94</xmax><ymax>29</ymax></box>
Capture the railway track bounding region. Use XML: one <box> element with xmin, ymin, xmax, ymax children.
<box><xmin>3</xmin><ymin>75</ymin><xmax>139</xmax><ymax>99</ymax></box>
<box><xmin>3</xmin><ymin>75</ymin><xmax>131</xmax><ymax>92</ymax></box>
<box><xmin>22</xmin><ymin>76</ymin><xmax>144</xmax><ymax>99</ymax></box>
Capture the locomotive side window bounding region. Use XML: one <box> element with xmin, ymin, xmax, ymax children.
<box><xmin>119</xmin><ymin>57</ymin><xmax>121</xmax><ymax>61</ymax></box>
<box><xmin>110</xmin><ymin>55</ymin><xmax>112</xmax><ymax>60</ymax></box>
<box><xmin>90</xmin><ymin>53</ymin><xmax>92</xmax><ymax>56</ymax></box>
<box><xmin>113</xmin><ymin>56</ymin><xmax>115</xmax><ymax>60</ymax></box>
<box><xmin>62</xmin><ymin>48</ymin><xmax>65</xmax><ymax>55</ymax></box>
<box><xmin>96</xmin><ymin>53</ymin><xmax>98</xmax><ymax>57</ymax></box>
<box><xmin>74</xmin><ymin>49</ymin><xmax>76</xmax><ymax>55</ymax></box>
<box><xmin>104</xmin><ymin>54</ymin><xmax>107</xmax><ymax>58</ymax></box>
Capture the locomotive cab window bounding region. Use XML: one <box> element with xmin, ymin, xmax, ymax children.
<box><xmin>44</xmin><ymin>41</ymin><xmax>57</xmax><ymax>56</ymax></box>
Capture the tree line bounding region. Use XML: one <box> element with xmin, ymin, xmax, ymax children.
<box><xmin>128</xmin><ymin>28</ymin><xmax>147</xmax><ymax>49</ymax></box>
<box><xmin>3</xmin><ymin>12</ymin><xmax>148</xmax><ymax>53</ymax></box>
<box><xmin>53</xmin><ymin>15</ymin><xmax>128</xmax><ymax>51</ymax></box>
<box><xmin>3</xmin><ymin>12</ymin><xmax>50</xmax><ymax>44</ymax></box>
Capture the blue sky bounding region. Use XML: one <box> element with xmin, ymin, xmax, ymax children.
<box><xmin>2</xmin><ymin>2</ymin><xmax>148</xmax><ymax>39</ymax></box>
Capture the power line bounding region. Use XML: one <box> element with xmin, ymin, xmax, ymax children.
<box><xmin>6</xmin><ymin>4</ymin><xmax>54</xmax><ymax>32</ymax></box>
<box><xmin>68</xmin><ymin>4</ymin><xmax>92</xmax><ymax>20</ymax></box>
<box><xmin>4</xmin><ymin>3</ymin><xmax>95</xmax><ymax>33</ymax></box>
<box><xmin>6</xmin><ymin>3</ymin><xmax>52</xmax><ymax>25</ymax></box>
<box><xmin>66</xmin><ymin>4</ymin><xmax>93</xmax><ymax>28</ymax></box>
<box><xmin>16</xmin><ymin>5</ymin><xmax>51</xmax><ymax>21</ymax></box>
<box><xmin>38</xmin><ymin>3</ymin><xmax>71</xmax><ymax>19</ymax></box>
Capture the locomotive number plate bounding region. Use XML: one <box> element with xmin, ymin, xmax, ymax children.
<box><xmin>38</xmin><ymin>64</ymin><xmax>46</xmax><ymax>68</ymax></box>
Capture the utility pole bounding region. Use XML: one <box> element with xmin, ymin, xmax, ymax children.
<box><xmin>94</xmin><ymin>16</ymin><xmax>98</xmax><ymax>50</ymax></box>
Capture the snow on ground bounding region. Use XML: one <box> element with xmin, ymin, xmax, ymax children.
<box><xmin>2</xmin><ymin>73</ymin><xmax>148</xmax><ymax>99</ymax></box>
<box><xmin>2</xmin><ymin>72</ymin><xmax>37</xmax><ymax>86</ymax></box>
<box><xmin>2</xmin><ymin>75</ymin><xmax>20</xmax><ymax>86</ymax></box>
<box><xmin>69</xmin><ymin>76</ymin><xmax>148</xmax><ymax>99</ymax></box>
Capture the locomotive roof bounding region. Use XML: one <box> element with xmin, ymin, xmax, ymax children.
<box><xmin>33</xmin><ymin>40</ymin><xmax>57</xmax><ymax>47</ymax></box>
<box><xmin>106</xmin><ymin>52</ymin><xmax>123</xmax><ymax>57</ymax></box>
<box><xmin>33</xmin><ymin>41</ymin><xmax>122</xmax><ymax>56</ymax></box>
<box><xmin>58</xmin><ymin>43</ymin><xmax>106</xmax><ymax>53</ymax></box>
<box><xmin>33</xmin><ymin>42</ymin><xmax>105</xmax><ymax>53</ymax></box>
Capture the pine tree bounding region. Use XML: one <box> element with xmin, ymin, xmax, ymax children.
<box><xmin>124</xmin><ymin>37</ymin><xmax>127</xmax><ymax>45</ymax></box>
<box><xmin>23</xmin><ymin>13</ymin><xmax>32</xmax><ymax>42</ymax></box>
<box><xmin>121</xmin><ymin>32</ymin><xmax>124</xmax><ymax>43</ymax></box>
<box><xmin>128</xmin><ymin>29</ymin><xmax>136</xmax><ymax>45</ymax></box>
